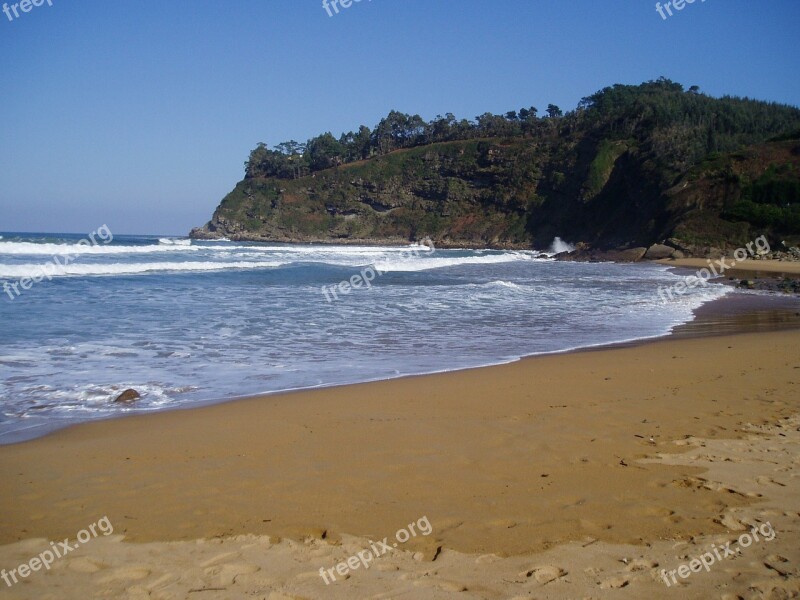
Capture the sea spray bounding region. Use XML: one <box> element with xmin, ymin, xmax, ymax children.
<box><xmin>549</xmin><ymin>237</ymin><xmax>575</xmax><ymax>254</ymax></box>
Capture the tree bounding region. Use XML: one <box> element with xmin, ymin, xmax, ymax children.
<box><xmin>519</xmin><ymin>107</ymin><xmax>539</xmax><ymax>136</ymax></box>
<box><xmin>427</xmin><ymin>113</ymin><xmax>456</xmax><ymax>143</ymax></box>
<box><xmin>275</xmin><ymin>140</ymin><xmax>304</xmax><ymax>156</ymax></box>
<box><xmin>306</xmin><ymin>133</ymin><xmax>344</xmax><ymax>171</ymax></box>
<box><xmin>476</xmin><ymin>112</ymin><xmax>520</xmax><ymax>137</ymax></box>
<box><xmin>354</xmin><ymin>125</ymin><xmax>372</xmax><ymax>159</ymax></box>
<box><xmin>546</xmin><ymin>104</ymin><xmax>563</xmax><ymax>118</ymax></box>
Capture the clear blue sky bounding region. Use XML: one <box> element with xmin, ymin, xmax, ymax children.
<box><xmin>1</xmin><ymin>0</ymin><xmax>798</xmax><ymax>235</ymax></box>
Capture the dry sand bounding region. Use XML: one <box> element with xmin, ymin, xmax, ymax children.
<box><xmin>1</xmin><ymin>299</ymin><xmax>799</xmax><ymax>598</ymax></box>
<box><xmin>659</xmin><ymin>257</ymin><xmax>800</xmax><ymax>279</ymax></box>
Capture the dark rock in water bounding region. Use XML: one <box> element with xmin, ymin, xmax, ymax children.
<box><xmin>644</xmin><ymin>244</ymin><xmax>675</xmax><ymax>260</ymax></box>
<box><xmin>114</xmin><ymin>389</ymin><xmax>141</xmax><ymax>403</ymax></box>
<box><xmin>555</xmin><ymin>246</ymin><xmax>647</xmax><ymax>263</ymax></box>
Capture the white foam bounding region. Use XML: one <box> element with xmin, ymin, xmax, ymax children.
<box><xmin>483</xmin><ymin>280</ymin><xmax>523</xmax><ymax>289</ymax></box>
<box><xmin>158</xmin><ymin>238</ymin><xmax>192</xmax><ymax>246</ymax></box>
<box><xmin>214</xmin><ymin>244</ymin><xmax>435</xmax><ymax>255</ymax></box>
<box><xmin>547</xmin><ymin>236</ymin><xmax>575</xmax><ymax>255</ymax></box>
<box><xmin>374</xmin><ymin>252</ymin><xmax>535</xmax><ymax>272</ymax></box>
<box><xmin>0</xmin><ymin>260</ymin><xmax>286</xmax><ymax>278</ymax></box>
<box><xmin>0</xmin><ymin>241</ymin><xmax>200</xmax><ymax>255</ymax></box>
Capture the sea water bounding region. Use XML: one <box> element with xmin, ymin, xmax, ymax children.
<box><xmin>0</xmin><ymin>233</ymin><xmax>729</xmax><ymax>442</ymax></box>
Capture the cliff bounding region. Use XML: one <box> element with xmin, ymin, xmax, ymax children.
<box><xmin>192</xmin><ymin>80</ymin><xmax>800</xmax><ymax>256</ymax></box>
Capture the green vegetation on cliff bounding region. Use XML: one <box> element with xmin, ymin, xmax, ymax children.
<box><xmin>192</xmin><ymin>79</ymin><xmax>800</xmax><ymax>253</ymax></box>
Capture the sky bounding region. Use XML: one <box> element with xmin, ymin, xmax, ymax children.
<box><xmin>1</xmin><ymin>0</ymin><xmax>799</xmax><ymax>235</ymax></box>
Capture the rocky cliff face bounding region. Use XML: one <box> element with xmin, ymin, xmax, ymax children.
<box><xmin>193</xmin><ymin>136</ymin><xmax>800</xmax><ymax>256</ymax></box>
<box><xmin>192</xmin><ymin>140</ymin><xmax>537</xmax><ymax>248</ymax></box>
<box><xmin>192</xmin><ymin>82</ymin><xmax>800</xmax><ymax>256</ymax></box>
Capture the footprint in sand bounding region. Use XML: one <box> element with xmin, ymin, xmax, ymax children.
<box><xmin>122</xmin><ymin>585</ymin><xmax>152</xmax><ymax>600</ymax></box>
<box><xmin>267</xmin><ymin>593</ymin><xmax>305</xmax><ymax>600</ymax></box>
<box><xmin>766</xmin><ymin>554</ymin><xmax>789</xmax><ymax>563</ymax></box>
<box><xmin>520</xmin><ymin>565</ymin><xmax>567</xmax><ymax>584</ymax></box>
<box><xmin>624</xmin><ymin>558</ymin><xmax>658</xmax><ymax>572</ymax></box>
<box><xmin>199</xmin><ymin>551</ymin><xmax>240</xmax><ymax>567</ymax></box>
<box><xmin>716</xmin><ymin>513</ymin><xmax>748</xmax><ymax>531</ymax></box>
<box><xmin>96</xmin><ymin>566</ymin><xmax>151</xmax><ymax>583</ymax></box>
<box><xmin>206</xmin><ymin>562</ymin><xmax>261</xmax><ymax>585</ymax></box>
<box><xmin>475</xmin><ymin>553</ymin><xmax>503</xmax><ymax>564</ymax></box>
<box><xmin>599</xmin><ymin>575</ymin><xmax>630</xmax><ymax>589</ymax></box>
<box><xmin>441</xmin><ymin>581</ymin><xmax>469</xmax><ymax>592</ymax></box>
<box><xmin>756</xmin><ymin>475</ymin><xmax>787</xmax><ymax>487</ymax></box>
<box><xmin>67</xmin><ymin>556</ymin><xmax>110</xmax><ymax>573</ymax></box>
<box><xmin>376</xmin><ymin>563</ymin><xmax>399</xmax><ymax>572</ymax></box>
<box><xmin>145</xmin><ymin>572</ymin><xmax>177</xmax><ymax>591</ymax></box>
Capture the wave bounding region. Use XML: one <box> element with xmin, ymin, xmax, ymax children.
<box><xmin>158</xmin><ymin>238</ymin><xmax>192</xmax><ymax>246</ymax></box>
<box><xmin>205</xmin><ymin>243</ymin><xmax>439</xmax><ymax>255</ymax></box>
<box><xmin>548</xmin><ymin>236</ymin><xmax>575</xmax><ymax>255</ymax></box>
<box><xmin>373</xmin><ymin>252</ymin><xmax>537</xmax><ymax>272</ymax></box>
<box><xmin>0</xmin><ymin>260</ymin><xmax>286</xmax><ymax>278</ymax></box>
<box><xmin>0</xmin><ymin>241</ymin><xmax>201</xmax><ymax>255</ymax></box>
<box><xmin>481</xmin><ymin>280</ymin><xmax>523</xmax><ymax>289</ymax></box>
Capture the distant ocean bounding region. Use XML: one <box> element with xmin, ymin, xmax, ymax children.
<box><xmin>0</xmin><ymin>232</ymin><xmax>730</xmax><ymax>442</ymax></box>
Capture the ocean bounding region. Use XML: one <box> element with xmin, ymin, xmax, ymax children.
<box><xmin>0</xmin><ymin>232</ymin><xmax>729</xmax><ymax>443</ymax></box>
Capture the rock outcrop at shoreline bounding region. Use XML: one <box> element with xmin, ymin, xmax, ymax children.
<box><xmin>192</xmin><ymin>80</ymin><xmax>800</xmax><ymax>256</ymax></box>
<box><xmin>554</xmin><ymin>242</ymin><xmax>800</xmax><ymax>264</ymax></box>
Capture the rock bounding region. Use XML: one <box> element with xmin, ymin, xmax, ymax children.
<box><xmin>617</xmin><ymin>247</ymin><xmax>647</xmax><ymax>262</ymax></box>
<box><xmin>114</xmin><ymin>389</ymin><xmax>141</xmax><ymax>403</ymax></box>
<box><xmin>554</xmin><ymin>246</ymin><xmax>646</xmax><ymax>263</ymax></box>
<box><xmin>644</xmin><ymin>244</ymin><xmax>675</xmax><ymax>260</ymax></box>
<box><xmin>666</xmin><ymin>238</ymin><xmax>692</xmax><ymax>254</ymax></box>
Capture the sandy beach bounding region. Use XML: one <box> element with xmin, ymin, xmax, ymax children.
<box><xmin>661</xmin><ymin>258</ymin><xmax>800</xmax><ymax>277</ymax></box>
<box><xmin>660</xmin><ymin>258</ymin><xmax>800</xmax><ymax>282</ymax></box>
<box><xmin>1</xmin><ymin>278</ymin><xmax>799</xmax><ymax>598</ymax></box>
<box><xmin>4</xmin><ymin>0</ymin><xmax>799</xmax><ymax>596</ymax></box>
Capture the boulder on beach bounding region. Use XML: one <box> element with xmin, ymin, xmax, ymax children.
<box><xmin>643</xmin><ymin>244</ymin><xmax>675</xmax><ymax>260</ymax></box>
<box><xmin>114</xmin><ymin>389</ymin><xmax>141</xmax><ymax>403</ymax></box>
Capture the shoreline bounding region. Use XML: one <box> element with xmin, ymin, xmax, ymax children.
<box><xmin>2</xmin><ymin>305</ymin><xmax>798</xmax><ymax>546</ymax></box>
<box><xmin>660</xmin><ymin>257</ymin><xmax>800</xmax><ymax>278</ymax></box>
<box><xmin>2</xmin><ymin>275</ymin><xmax>798</xmax><ymax>447</ymax></box>
<box><xmin>1</xmin><ymin>286</ymin><xmax>798</xmax><ymax>597</ymax></box>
